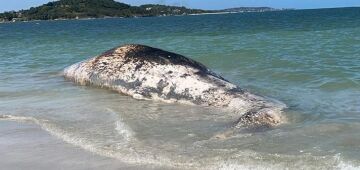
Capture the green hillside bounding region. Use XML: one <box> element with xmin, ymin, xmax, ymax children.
<box><xmin>0</xmin><ymin>0</ymin><xmax>208</xmax><ymax>21</ymax></box>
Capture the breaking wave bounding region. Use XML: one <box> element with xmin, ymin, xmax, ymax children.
<box><xmin>0</xmin><ymin>114</ymin><xmax>178</xmax><ymax>168</ymax></box>
<box><xmin>1</xmin><ymin>114</ymin><xmax>359</xmax><ymax>170</ymax></box>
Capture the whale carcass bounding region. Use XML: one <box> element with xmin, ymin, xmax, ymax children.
<box><xmin>64</xmin><ymin>44</ymin><xmax>286</xmax><ymax>128</ymax></box>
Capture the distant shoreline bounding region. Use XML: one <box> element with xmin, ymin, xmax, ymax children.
<box><xmin>0</xmin><ymin>0</ymin><xmax>285</xmax><ymax>23</ymax></box>
<box><xmin>0</xmin><ymin>10</ymin><xmax>287</xmax><ymax>24</ymax></box>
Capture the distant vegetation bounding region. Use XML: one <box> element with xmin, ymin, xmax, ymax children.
<box><xmin>220</xmin><ymin>7</ymin><xmax>279</xmax><ymax>13</ymax></box>
<box><xmin>0</xmin><ymin>0</ymin><xmax>208</xmax><ymax>21</ymax></box>
<box><xmin>0</xmin><ymin>0</ymin><xmax>284</xmax><ymax>22</ymax></box>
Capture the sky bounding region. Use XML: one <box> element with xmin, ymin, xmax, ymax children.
<box><xmin>1</xmin><ymin>0</ymin><xmax>360</xmax><ymax>12</ymax></box>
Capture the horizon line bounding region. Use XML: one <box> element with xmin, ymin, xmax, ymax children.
<box><xmin>1</xmin><ymin>1</ymin><xmax>360</xmax><ymax>13</ymax></box>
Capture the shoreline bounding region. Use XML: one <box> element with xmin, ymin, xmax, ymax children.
<box><xmin>0</xmin><ymin>120</ymin><xmax>162</xmax><ymax>170</ymax></box>
<box><xmin>0</xmin><ymin>10</ymin><xmax>287</xmax><ymax>24</ymax></box>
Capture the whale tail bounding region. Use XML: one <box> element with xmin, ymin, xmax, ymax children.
<box><xmin>212</xmin><ymin>108</ymin><xmax>285</xmax><ymax>139</ymax></box>
<box><xmin>235</xmin><ymin>108</ymin><xmax>284</xmax><ymax>129</ymax></box>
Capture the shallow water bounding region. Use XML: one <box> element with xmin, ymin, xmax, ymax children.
<box><xmin>1</xmin><ymin>8</ymin><xmax>360</xmax><ymax>169</ymax></box>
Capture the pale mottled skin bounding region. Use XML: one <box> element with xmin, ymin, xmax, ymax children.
<box><xmin>64</xmin><ymin>44</ymin><xmax>286</xmax><ymax>128</ymax></box>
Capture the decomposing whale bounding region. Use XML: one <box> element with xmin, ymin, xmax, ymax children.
<box><xmin>64</xmin><ymin>44</ymin><xmax>286</xmax><ymax>129</ymax></box>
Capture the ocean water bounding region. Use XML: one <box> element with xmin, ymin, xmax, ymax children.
<box><xmin>1</xmin><ymin>7</ymin><xmax>360</xmax><ymax>169</ymax></box>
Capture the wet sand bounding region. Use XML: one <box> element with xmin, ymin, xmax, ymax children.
<box><xmin>0</xmin><ymin>121</ymin><xmax>161</xmax><ymax>170</ymax></box>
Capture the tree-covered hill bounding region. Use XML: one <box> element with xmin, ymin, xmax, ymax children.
<box><xmin>0</xmin><ymin>0</ymin><xmax>285</xmax><ymax>22</ymax></box>
<box><xmin>0</xmin><ymin>0</ymin><xmax>208</xmax><ymax>21</ymax></box>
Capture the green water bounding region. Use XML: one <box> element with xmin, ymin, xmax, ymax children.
<box><xmin>0</xmin><ymin>8</ymin><xmax>360</xmax><ymax>169</ymax></box>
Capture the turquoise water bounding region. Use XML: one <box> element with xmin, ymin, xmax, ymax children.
<box><xmin>1</xmin><ymin>8</ymin><xmax>360</xmax><ymax>169</ymax></box>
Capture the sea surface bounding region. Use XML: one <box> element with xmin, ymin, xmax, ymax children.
<box><xmin>1</xmin><ymin>8</ymin><xmax>360</xmax><ymax>169</ymax></box>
